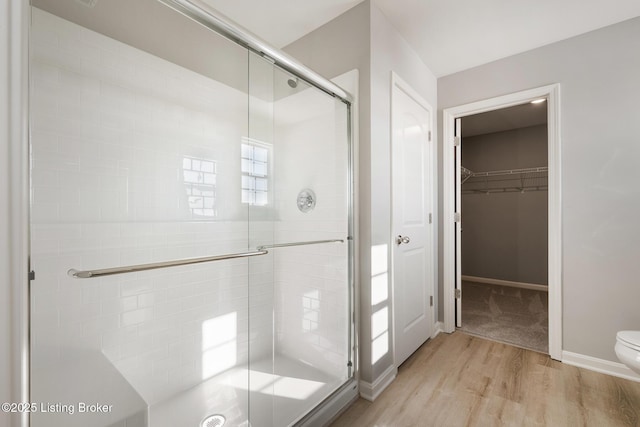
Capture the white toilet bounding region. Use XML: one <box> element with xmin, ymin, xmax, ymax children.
<box><xmin>615</xmin><ymin>331</ymin><xmax>640</xmax><ymax>374</ymax></box>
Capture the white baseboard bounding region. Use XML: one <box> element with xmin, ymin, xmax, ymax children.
<box><xmin>359</xmin><ymin>365</ymin><xmax>397</xmax><ymax>402</ymax></box>
<box><xmin>562</xmin><ymin>350</ymin><xmax>640</xmax><ymax>383</ymax></box>
<box><xmin>462</xmin><ymin>275</ymin><xmax>548</xmax><ymax>292</ymax></box>
<box><xmin>359</xmin><ymin>322</ymin><xmax>442</xmax><ymax>403</ymax></box>
<box><xmin>432</xmin><ymin>321</ymin><xmax>444</xmax><ymax>339</ymax></box>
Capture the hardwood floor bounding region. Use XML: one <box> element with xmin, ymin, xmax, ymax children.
<box><xmin>330</xmin><ymin>332</ymin><xmax>640</xmax><ymax>426</ymax></box>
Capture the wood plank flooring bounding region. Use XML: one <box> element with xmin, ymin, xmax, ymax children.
<box><xmin>330</xmin><ymin>332</ymin><xmax>640</xmax><ymax>426</ymax></box>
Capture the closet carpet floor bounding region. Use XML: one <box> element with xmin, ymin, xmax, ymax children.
<box><xmin>459</xmin><ymin>281</ymin><xmax>548</xmax><ymax>354</ymax></box>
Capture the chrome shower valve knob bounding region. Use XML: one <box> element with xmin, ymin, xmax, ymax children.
<box><xmin>297</xmin><ymin>189</ymin><xmax>316</xmax><ymax>213</ymax></box>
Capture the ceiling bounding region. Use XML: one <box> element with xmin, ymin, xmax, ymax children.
<box><xmin>200</xmin><ymin>0</ymin><xmax>365</xmax><ymax>48</ymax></box>
<box><xmin>203</xmin><ymin>0</ymin><xmax>640</xmax><ymax>77</ymax></box>
<box><xmin>462</xmin><ymin>101</ymin><xmax>547</xmax><ymax>138</ymax></box>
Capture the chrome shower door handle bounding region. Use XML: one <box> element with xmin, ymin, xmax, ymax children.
<box><xmin>396</xmin><ymin>235</ymin><xmax>410</xmax><ymax>245</ymax></box>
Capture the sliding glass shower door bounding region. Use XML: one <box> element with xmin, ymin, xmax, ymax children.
<box><xmin>247</xmin><ymin>55</ymin><xmax>351</xmax><ymax>426</ymax></box>
<box><xmin>29</xmin><ymin>1</ymin><xmax>352</xmax><ymax>426</ymax></box>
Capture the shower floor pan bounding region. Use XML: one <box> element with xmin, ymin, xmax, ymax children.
<box><xmin>149</xmin><ymin>355</ymin><xmax>345</xmax><ymax>427</ymax></box>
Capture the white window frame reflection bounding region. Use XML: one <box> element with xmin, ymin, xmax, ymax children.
<box><xmin>241</xmin><ymin>138</ymin><xmax>271</xmax><ymax>206</ymax></box>
<box><xmin>183</xmin><ymin>156</ymin><xmax>217</xmax><ymax>218</ymax></box>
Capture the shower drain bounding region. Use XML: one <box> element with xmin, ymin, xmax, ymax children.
<box><xmin>201</xmin><ymin>414</ymin><xmax>226</xmax><ymax>427</ymax></box>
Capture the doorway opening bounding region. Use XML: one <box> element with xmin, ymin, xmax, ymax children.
<box><xmin>457</xmin><ymin>102</ymin><xmax>548</xmax><ymax>353</ymax></box>
<box><xmin>442</xmin><ymin>84</ymin><xmax>562</xmax><ymax>360</ymax></box>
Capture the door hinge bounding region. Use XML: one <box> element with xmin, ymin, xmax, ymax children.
<box><xmin>428</xmin><ymin>130</ymin><xmax>432</xmax><ymax>141</ymax></box>
<box><xmin>454</xmin><ymin>212</ymin><xmax>461</xmax><ymax>223</ymax></box>
<box><xmin>429</xmin><ymin>296</ymin><xmax>433</xmax><ymax>307</ymax></box>
<box><xmin>428</xmin><ymin>213</ymin><xmax>432</xmax><ymax>224</ymax></box>
<box><xmin>29</xmin><ymin>270</ymin><xmax>35</xmax><ymax>281</ymax></box>
<box><xmin>347</xmin><ymin>361</ymin><xmax>353</xmax><ymax>368</ymax></box>
<box><xmin>455</xmin><ymin>289</ymin><xmax>461</xmax><ymax>299</ymax></box>
<box><xmin>453</xmin><ymin>136</ymin><xmax>460</xmax><ymax>147</ymax></box>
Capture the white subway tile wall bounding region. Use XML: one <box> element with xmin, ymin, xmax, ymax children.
<box><xmin>30</xmin><ymin>6</ymin><xmax>349</xmax><ymax>425</ymax></box>
<box><xmin>30</xmin><ymin>8</ymin><xmax>262</xmax><ymax>408</ymax></box>
<box><xmin>272</xmin><ymin>92</ymin><xmax>350</xmax><ymax>378</ymax></box>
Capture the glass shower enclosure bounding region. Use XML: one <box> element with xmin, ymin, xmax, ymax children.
<box><xmin>28</xmin><ymin>0</ymin><xmax>355</xmax><ymax>426</ymax></box>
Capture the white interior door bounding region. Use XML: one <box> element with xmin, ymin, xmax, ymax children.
<box><xmin>455</xmin><ymin>118</ymin><xmax>462</xmax><ymax>327</ymax></box>
<box><xmin>392</xmin><ymin>76</ymin><xmax>433</xmax><ymax>366</ymax></box>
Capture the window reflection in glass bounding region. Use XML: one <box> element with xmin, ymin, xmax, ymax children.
<box><xmin>183</xmin><ymin>156</ymin><xmax>217</xmax><ymax>217</ymax></box>
<box><xmin>241</xmin><ymin>139</ymin><xmax>270</xmax><ymax>206</ymax></box>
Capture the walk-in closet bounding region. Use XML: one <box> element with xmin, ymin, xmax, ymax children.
<box><xmin>459</xmin><ymin>101</ymin><xmax>549</xmax><ymax>353</ymax></box>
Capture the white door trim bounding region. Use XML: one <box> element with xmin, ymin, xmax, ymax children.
<box><xmin>442</xmin><ymin>84</ymin><xmax>562</xmax><ymax>361</ymax></box>
<box><xmin>390</xmin><ymin>72</ymin><xmax>436</xmax><ymax>367</ymax></box>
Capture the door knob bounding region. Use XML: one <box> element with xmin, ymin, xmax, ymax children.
<box><xmin>396</xmin><ymin>235</ymin><xmax>410</xmax><ymax>245</ymax></box>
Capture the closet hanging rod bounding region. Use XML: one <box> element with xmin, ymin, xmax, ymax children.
<box><xmin>256</xmin><ymin>239</ymin><xmax>344</xmax><ymax>251</ymax></box>
<box><xmin>68</xmin><ymin>249</ymin><xmax>269</xmax><ymax>279</ymax></box>
<box><xmin>462</xmin><ymin>166</ymin><xmax>548</xmax><ymax>178</ymax></box>
<box><xmin>463</xmin><ymin>186</ymin><xmax>548</xmax><ymax>194</ymax></box>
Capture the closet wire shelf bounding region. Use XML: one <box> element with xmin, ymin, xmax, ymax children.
<box><xmin>461</xmin><ymin>166</ymin><xmax>548</xmax><ymax>194</ymax></box>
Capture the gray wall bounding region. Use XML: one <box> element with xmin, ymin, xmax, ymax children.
<box><xmin>286</xmin><ymin>1</ymin><xmax>438</xmax><ymax>384</ymax></box>
<box><xmin>439</xmin><ymin>17</ymin><xmax>640</xmax><ymax>361</ymax></box>
<box><xmin>32</xmin><ymin>0</ymin><xmax>248</xmax><ymax>94</ymax></box>
<box><xmin>462</xmin><ymin>125</ymin><xmax>548</xmax><ymax>285</ymax></box>
<box><xmin>369</xmin><ymin>3</ymin><xmax>437</xmax><ymax>381</ymax></box>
